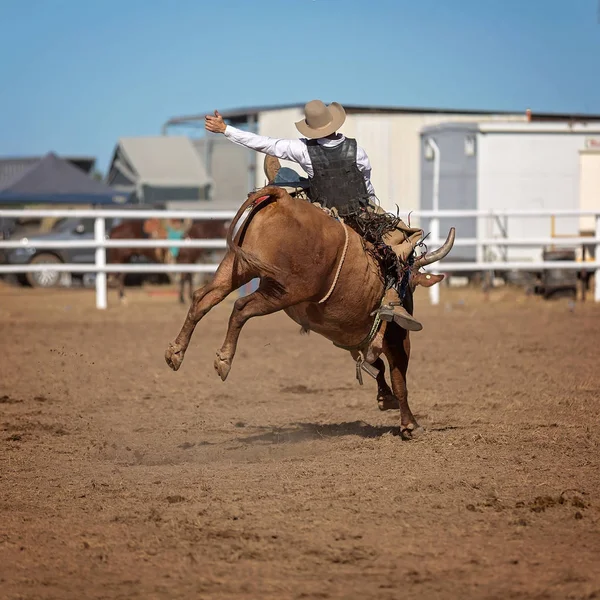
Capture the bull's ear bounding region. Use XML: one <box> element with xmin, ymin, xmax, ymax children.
<box><xmin>412</xmin><ymin>272</ymin><xmax>444</xmax><ymax>288</ymax></box>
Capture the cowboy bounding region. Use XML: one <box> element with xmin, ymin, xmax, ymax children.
<box><xmin>205</xmin><ymin>100</ymin><xmax>424</xmax><ymax>331</ymax></box>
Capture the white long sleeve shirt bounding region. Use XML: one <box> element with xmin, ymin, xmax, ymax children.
<box><xmin>223</xmin><ymin>125</ymin><xmax>376</xmax><ymax>196</ymax></box>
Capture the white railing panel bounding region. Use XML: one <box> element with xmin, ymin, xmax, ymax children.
<box><xmin>0</xmin><ymin>239</ymin><xmax>228</xmax><ymax>249</ymax></box>
<box><xmin>0</xmin><ymin>209</ymin><xmax>237</xmax><ymax>220</ymax></box>
<box><xmin>1</xmin><ymin>207</ymin><xmax>599</xmax><ymax>308</ymax></box>
<box><xmin>3</xmin><ymin>262</ymin><xmax>598</xmax><ymax>274</ymax></box>
<box><xmin>0</xmin><ymin>264</ymin><xmax>219</xmax><ymax>273</ymax></box>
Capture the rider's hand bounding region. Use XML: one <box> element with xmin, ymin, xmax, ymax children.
<box><xmin>205</xmin><ymin>110</ymin><xmax>227</xmax><ymax>134</ymax></box>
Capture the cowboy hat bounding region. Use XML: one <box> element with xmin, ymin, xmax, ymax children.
<box><xmin>295</xmin><ymin>100</ymin><xmax>346</xmax><ymax>139</ymax></box>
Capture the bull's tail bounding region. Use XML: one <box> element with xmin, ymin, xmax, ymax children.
<box><xmin>226</xmin><ymin>186</ymin><xmax>287</xmax><ymax>281</ymax></box>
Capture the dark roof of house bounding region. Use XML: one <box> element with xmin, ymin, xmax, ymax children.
<box><xmin>0</xmin><ymin>152</ymin><xmax>127</xmax><ymax>205</ymax></box>
<box><xmin>162</xmin><ymin>103</ymin><xmax>600</xmax><ymax>132</ymax></box>
<box><xmin>0</xmin><ymin>155</ymin><xmax>95</xmax><ymax>189</ymax></box>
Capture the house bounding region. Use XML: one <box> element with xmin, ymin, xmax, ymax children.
<box><xmin>106</xmin><ymin>136</ymin><xmax>211</xmax><ymax>207</ymax></box>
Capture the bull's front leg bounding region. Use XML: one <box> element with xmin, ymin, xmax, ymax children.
<box><xmin>383</xmin><ymin>326</ymin><xmax>419</xmax><ymax>438</ymax></box>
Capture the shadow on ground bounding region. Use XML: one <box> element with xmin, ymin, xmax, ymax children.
<box><xmin>237</xmin><ymin>421</ymin><xmax>400</xmax><ymax>444</ymax></box>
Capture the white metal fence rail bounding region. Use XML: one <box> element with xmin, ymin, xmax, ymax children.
<box><xmin>1</xmin><ymin>208</ymin><xmax>599</xmax><ymax>309</ymax></box>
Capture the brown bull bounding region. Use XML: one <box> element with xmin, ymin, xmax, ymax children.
<box><xmin>165</xmin><ymin>186</ymin><xmax>454</xmax><ymax>437</ymax></box>
<box><xmin>176</xmin><ymin>219</ymin><xmax>230</xmax><ymax>304</ymax></box>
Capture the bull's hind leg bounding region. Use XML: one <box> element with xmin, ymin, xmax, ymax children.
<box><xmin>383</xmin><ymin>326</ymin><xmax>419</xmax><ymax>437</ymax></box>
<box><xmin>214</xmin><ymin>280</ymin><xmax>292</xmax><ymax>381</ymax></box>
<box><xmin>165</xmin><ymin>253</ymin><xmax>241</xmax><ymax>371</ymax></box>
<box><xmin>374</xmin><ymin>357</ymin><xmax>400</xmax><ymax>411</ymax></box>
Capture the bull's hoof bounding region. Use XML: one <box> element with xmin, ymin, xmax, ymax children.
<box><xmin>399</xmin><ymin>427</ymin><xmax>413</xmax><ymax>440</ymax></box>
<box><xmin>165</xmin><ymin>342</ymin><xmax>185</xmax><ymax>371</ymax></box>
<box><xmin>377</xmin><ymin>394</ymin><xmax>400</xmax><ymax>411</ymax></box>
<box><xmin>214</xmin><ymin>351</ymin><xmax>231</xmax><ymax>381</ymax></box>
<box><xmin>399</xmin><ymin>423</ymin><xmax>423</xmax><ymax>440</ymax></box>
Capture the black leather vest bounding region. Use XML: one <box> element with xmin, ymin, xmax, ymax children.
<box><xmin>306</xmin><ymin>138</ymin><xmax>370</xmax><ymax>216</ymax></box>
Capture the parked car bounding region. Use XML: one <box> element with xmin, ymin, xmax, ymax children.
<box><xmin>2</xmin><ymin>215</ymin><xmax>168</xmax><ymax>288</ymax></box>
<box><xmin>2</xmin><ymin>217</ymin><xmax>113</xmax><ymax>287</ymax></box>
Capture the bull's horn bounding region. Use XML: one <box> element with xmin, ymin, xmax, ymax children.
<box><xmin>414</xmin><ymin>227</ymin><xmax>455</xmax><ymax>268</ymax></box>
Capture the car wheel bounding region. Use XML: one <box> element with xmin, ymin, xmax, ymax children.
<box><xmin>26</xmin><ymin>253</ymin><xmax>63</xmax><ymax>288</ymax></box>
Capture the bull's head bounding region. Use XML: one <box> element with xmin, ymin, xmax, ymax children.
<box><xmin>409</xmin><ymin>227</ymin><xmax>455</xmax><ymax>291</ymax></box>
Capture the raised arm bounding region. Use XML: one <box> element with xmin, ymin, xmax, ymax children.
<box><xmin>205</xmin><ymin>110</ymin><xmax>307</xmax><ymax>165</ymax></box>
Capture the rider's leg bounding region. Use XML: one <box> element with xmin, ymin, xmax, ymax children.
<box><xmin>363</xmin><ymin>203</ymin><xmax>425</xmax><ymax>331</ymax></box>
<box><xmin>378</xmin><ymin>288</ymin><xmax>423</xmax><ymax>332</ymax></box>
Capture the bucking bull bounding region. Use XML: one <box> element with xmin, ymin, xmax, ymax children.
<box><xmin>165</xmin><ymin>185</ymin><xmax>454</xmax><ymax>437</ymax></box>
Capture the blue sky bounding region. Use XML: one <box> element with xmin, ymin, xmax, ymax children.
<box><xmin>1</xmin><ymin>0</ymin><xmax>599</xmax><ymax>174</ymax></box>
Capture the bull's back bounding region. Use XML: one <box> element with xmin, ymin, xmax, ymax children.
<box><xmin>241</xmin><ymin>198</ymin><xmax>345</xmax><ymax>283</ymax></box>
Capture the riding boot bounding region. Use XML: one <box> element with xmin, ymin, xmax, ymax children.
<box><xmin>381</xmin><ymin>230</ymin><xmax>425</xmax><ymax>331</ymax></box>
<box><xmin>377</xmin><ymin>288</ymin><xmax>423</xmax><ymax>332</ymax></box>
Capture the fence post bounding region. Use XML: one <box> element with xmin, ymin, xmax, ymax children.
<box><xmin>95</xmin><ymin>217</ymin><xmax>107</xmax><ymax>310</ymax></box>
<box><xmin>595</xmin><ymin>214</ymin><xmax>600</xmax><ymax>303</ymax></box>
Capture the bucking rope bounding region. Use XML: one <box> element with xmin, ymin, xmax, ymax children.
<box><xmin>317</xmin><ymin>220</ymin><xmax>349</xmax><ymax>304</ymax></box>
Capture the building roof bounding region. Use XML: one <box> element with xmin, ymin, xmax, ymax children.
<box><xmin>0</xmin><ymin>152</ymin><xmax>128</xmax><ymax>205</ymax></box>
<box><xmin>420</xmin><ymin>122</ymin><xmax>480</xmax><ymax>134</ymax></box>
<box><xmin>107</xmin><ymin>136</ymin><xmax>211</xmax><ymax>188</ymax></box>
<box><xmin>478</xmin><ymin>122</ymin><xmax>600</xmax><ymax>134</ymax></box>
<box><xmin>0</xmin><ymin>155</ymin><xmax>95</xmax><ymax>188</ymax></box>
<box><xmin>162</xmin><ymin>103</ymin><xmax>600</xmax><ymax>133</ymax></box>
<box><xmin>422</xmin><ymin>121</ymin><xmax>600</xmax><ymax>135</ymax></box>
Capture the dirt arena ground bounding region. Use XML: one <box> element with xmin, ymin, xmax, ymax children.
<box><xmin>1</xmin><ymin>281</ymin><xmax>599</xmax><ymax>600</ymax></box>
